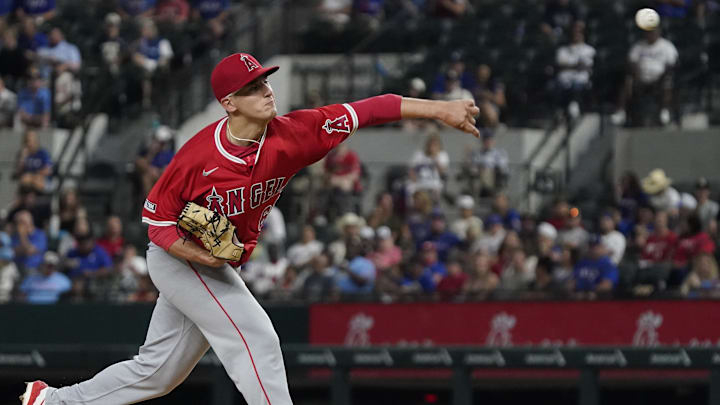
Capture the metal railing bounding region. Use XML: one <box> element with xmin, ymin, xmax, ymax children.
<box><xmin>3</xmin><ymin>344</ymin><xmax>719</xmax><ymax>405</ymax></box>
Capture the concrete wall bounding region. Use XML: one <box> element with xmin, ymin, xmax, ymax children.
<box><xmin>613</xmin><ymin>129</ymin><xmax>720</xmax><ymax>188</ymax></box>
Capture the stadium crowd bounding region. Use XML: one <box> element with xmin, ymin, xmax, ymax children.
<box><xmin>1</xmin><ymin>0</ymin><xmax>718</xmax><ymax>304</ymax></box>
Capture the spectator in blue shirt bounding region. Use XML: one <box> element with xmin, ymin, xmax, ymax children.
<box><xmin>191</xmin><ymin>0</ymin><xmax>229</xmax><ymax>41</ymax></box>
<box><xmin>571</xmin><ymin>235</ymin><xmax>619</xmax><ymax>293</ymax></box>
<box><xmin>136</xmin><ymin>125</ymin><xmax>176</xmax><ymax>197</ymax></box>
<box><xmin>19</xmin><ymin>251</ymin><xmax>71</xmax><ymax>304</ymax></box>
<box><xmin>336</xmin><ymin>242</ymin><xmax>376</xmax><ymax>294</ymax></box>
<box><xmin>16</xmin><ymin>68</ymin><xmax>51</xmax><ymax>129</ymax></box>
<box><xmin>16</xmin><ymin>0</ymin><xmax>56</xmax><ymax>22</ymax></box>
<box><xmin>133</xmin><ymin>18</ymin><xmax>174</xmax><ymax>108</ymax></box>
<box><xmin>418</xmin><ymin>241</ymin><xmax>448</xmax><ymax>284</ymax></box>
<box><xmin>420</xmin><ymin>210</ymin><xmax>461</xmax><ymax>262</ymax></box>
<box><xmin>11</xmin><ymin>210</ymin><xmax>47</xmax><ymax>273</ymax></box>
<box><xmin>37</xmin><ymin>27</ymin><xmax>82</xmax><ymax>75</ymax></box>
<box><xmin>65</xmin><ymin>232</ymin><xmax>113</xmax><ymax>280</ymax></box>
<box><xmin>14</xmin><ymin>129</ymin><xmax>52</xmax><ymax>192</ymax></box>
<box><xmin>17</xmin><ymin>17</ymin><xmax>48</xmax><ymax>53</ymax></box>
<box><xmin>492</xmin><ymin>192</ymin><xmax>521</xmax><ymax>232</ymax></box>
<box><xmin>401</xmin><ymin>257</ymin><xmax>436</xmax><ymax>293</ymax></box>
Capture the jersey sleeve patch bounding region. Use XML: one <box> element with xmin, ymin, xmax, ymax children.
<box><xmin>144</xmin><ymin>199</ymin><xmax>157</xmax><ymax>213</ymax></box>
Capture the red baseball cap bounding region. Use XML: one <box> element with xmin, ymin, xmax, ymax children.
<box><xmin>210</xmin><ymin>53</ymin><xmax>279</xmax><ymax>101</ymax></box>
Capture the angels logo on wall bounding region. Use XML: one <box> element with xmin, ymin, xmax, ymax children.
<box><xmin>486</xmin><ymin>312</ymin><xmax>516</xmax><ymax>347</ymax></box>
<box><xmin>344</xmin><ymin>313</ymin><xmax>374</xmax><ymax>347</ymax></box>
<box><xmin>633</xmin><ymin>310</ymin><xmax>663</xmax><ymax>346</ymax></box>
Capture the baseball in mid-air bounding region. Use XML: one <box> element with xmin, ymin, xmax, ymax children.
<box><xmin>635</xmin><ymin>8</ymin><xmax>660</xmax><ymax>31</ymax></box>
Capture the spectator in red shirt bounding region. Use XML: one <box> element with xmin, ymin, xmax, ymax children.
<box><xmin>436</xmin><ymin>260</ymin><xmax>468</xmax><ymax>300</ymax></box>
<box><xmin>633</xmin><ymin>210</ymin><xmax>676</xmax><ymax>290</ymax></box>
<box><xmin>324</xmin><ymin>143</ymin><xmax>362</xmax><ymax>219</ymax></box>
<box><xmin>96</xmin><ymin>215</ymin><xmax>125</xmax><ymax>260</ymax></box>
<box><xmin>669</xmin><ymin>214</ymin><xmax>715</xmax><ymax>288</ymax></box>
<box><xmin>546</xmin><ymin>197</ymin><xmax>569</xmax><ymax>230</ymax></box>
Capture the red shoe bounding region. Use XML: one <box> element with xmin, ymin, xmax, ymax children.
<box><xmin>19</xmin><ymin>381</ymin><xmax>50</xmax><ymax>405</ymax></box>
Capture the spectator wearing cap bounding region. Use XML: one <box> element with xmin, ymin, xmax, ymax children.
<box><xmin>492</xmin><ymin>192</ymin><xmax>521</xmax><ymax>232</ymax></box>
<box><xmin>463</xmin><ymin>252</ymin><xmax>499</xmax><ymax>295</ymax></box>
<box><xmin>472</xmin><ymin>64</ymin><xmax>505</xmax><ymax>128</ymax></box>
<box><xmin>695</xmin><ymin>177</ymin><xmax>718</xmax><ymax>234</ymax></box>
<box><xmin>0</xmin><ymin>232</ymin><xmax>20</xmax><ymax>303</ymax></box>
<box><xmin>98</xmin><ymin>13</ymin><xmax>128</xmax><ymax>78</ymax></box>
<box><xmin>132</xmin><ymin>18</ymin><xmax>174</xmax><ymax>108</ymax></box>
<box><xmin>431</xmin><ymin>54</ymin><xmax>475</xmax><ymax>99</ymax></box>
<box><xmin>500</xmin><ymin>248</ymin><xmax>535</xmax><ymax>290</ymax></box>
<box><xmin>407</xmin><ymin>133</ymin><xmax>449</xmax><ymax>201</ymax></box>
<box><xmin>19</xmin><ymin>251</ymin><xmax>70</xmax><ymax>304</ymax></box>
<box><xmin>13</xmin><ymin>129</ymin><xmax>52</xmax><ymax>192</ymax></box>
<box><xmin>336</xmin><ymin>241</ymin><xmax>376</xmax><ymax>294</ymax></box>
<box><xmin>370</xmin><ymin>226</ymin><xmax>402</xmax><ymax>273</ymax></box>
<box><xmin>419</xmin><ymin>210</ymin><xmax>461</xmax><ymax>262</ymax></box>
<box><xmin>641</xmin><ymin>169</ymin><xmax>680</xmax><ymax>217</ymax></box>
<box><xmin>16</xmin><ymin>67</ymin><xmax>51</xmax><ymax>129</ymax></box>
<box><xmin>436</xmin><ymin>259</ymin><xmax>468</xmax><ymax>300</ymax></box>
<box><xmin>473</xmin><ymin>214</ymin><xmax>506</xmax><ymax>254</ymax></box>
<box><xmin>570</xmin><ymin>235</ymin><xmax>619</xmax><ymax>293</ymax></box>
<box><xmin>634</xmin><ymin>210</ymin><xmax>676</xmax><ymax>289</ymax></box>
<box><xmin>461</xmin><ymin>130</ymin><xmax>509</xmax><ymax>198</ymax></box>
<box><xmin>0</xmin><ymin>77</ymin><xmax>17</xmax><ymax>128</ymax></box>
<box><xmin>11</xmin><ymin>210</ymin><xmax>47</xmax><ymax>273</ymax></box>
<box><xmin>451</xmin><ymin>195</ymin><xmax>483</xmax><ymax>241</ymax></box>
<box><xmin>97</xmin><ymin>216</ymin><xmax>126</xmax><ymax>260</ymax></box>
<box><xmin>324</xmin><ymin>143</ymin><xmax>362</xmax><ymax>219</ymax></box>
<box><xmin>287</xmin><ymin>225</ymin><xmax>324</xmax><ymax>268</ymax></box>
<box><xmin>328</xmin><ymin>212</ymin><xmax>364</xmax><ymax>266</ymax></box>
<box><xmin>558</xmin><ymin>206</ymin><xmax>589</xmax><ymax>249</ymax></box>
<box><xmin>670</xmin><ymin>214</ymin><xmax>715</xmax><ymax>288</ymax></box>
<box><xmin>64</xmin><ymin>231</ymin><xmax>113</xmax><ymax>281</ymax></box>
<box><xmin>136</xmin><ymin>125</ymin><xmax>175</xmax><ymax>198</ymax></box>
<box><xmin>599</xmin><ymin>212</ymin><xmax>626</xmax><ymax>265</ymax></box>
<box><xmin>536</xmin><ymin>222</ymin><xmax>558</xmax><ymax>258</ymax></box>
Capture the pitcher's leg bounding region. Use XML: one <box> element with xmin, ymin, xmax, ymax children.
<box><xmin>46</xmin><ymin>294</ymin><xmax>210</xmax><ymax>405</ymax></box>
<box><xmin>156</xmin><ymin>257</ymin><xmax>292</xmax><ymax>405</ymax></box>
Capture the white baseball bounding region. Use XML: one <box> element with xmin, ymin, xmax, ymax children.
<box><xmin>635</xmin><ymin>8</ymin><xmax>660</xmax><ymax>31</ymax></box>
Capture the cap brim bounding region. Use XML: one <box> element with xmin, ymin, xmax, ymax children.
<box><xmin>223</xmin><ymin>66</ymin><xmax>279</xmax><ymax>100</ymax></box>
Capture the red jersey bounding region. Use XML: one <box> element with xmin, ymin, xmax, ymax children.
<box><xmin>673</xmin><ymin>232</ymin><xmax>715</xmax><ymax>268</ymax></box>
<box><xmin>640</xmin><ymin>231</ymin><xmax>677</xmax><ymax>264</ymax></box>
<box><xmin>142</xmin><ymin>103</ymin><xmax>361</xmax><ymax>264</ymax></box>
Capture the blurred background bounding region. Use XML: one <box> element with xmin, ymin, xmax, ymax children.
<box><xmin>1</xmin><ymin>0</ymin><xmax>720</xmax><ymax>404</ymax></box>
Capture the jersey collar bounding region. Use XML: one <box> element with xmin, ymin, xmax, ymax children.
<box><xmin>213</xmin><ymin>117</ymin><xmax>267</xmax><ymax>166</ymax></box>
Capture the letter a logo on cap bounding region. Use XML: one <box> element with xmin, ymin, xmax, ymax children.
<box><xmin>240</xmin><ymin>55</ymin><xmax>259</xmax><ymax>72</ymax></box>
